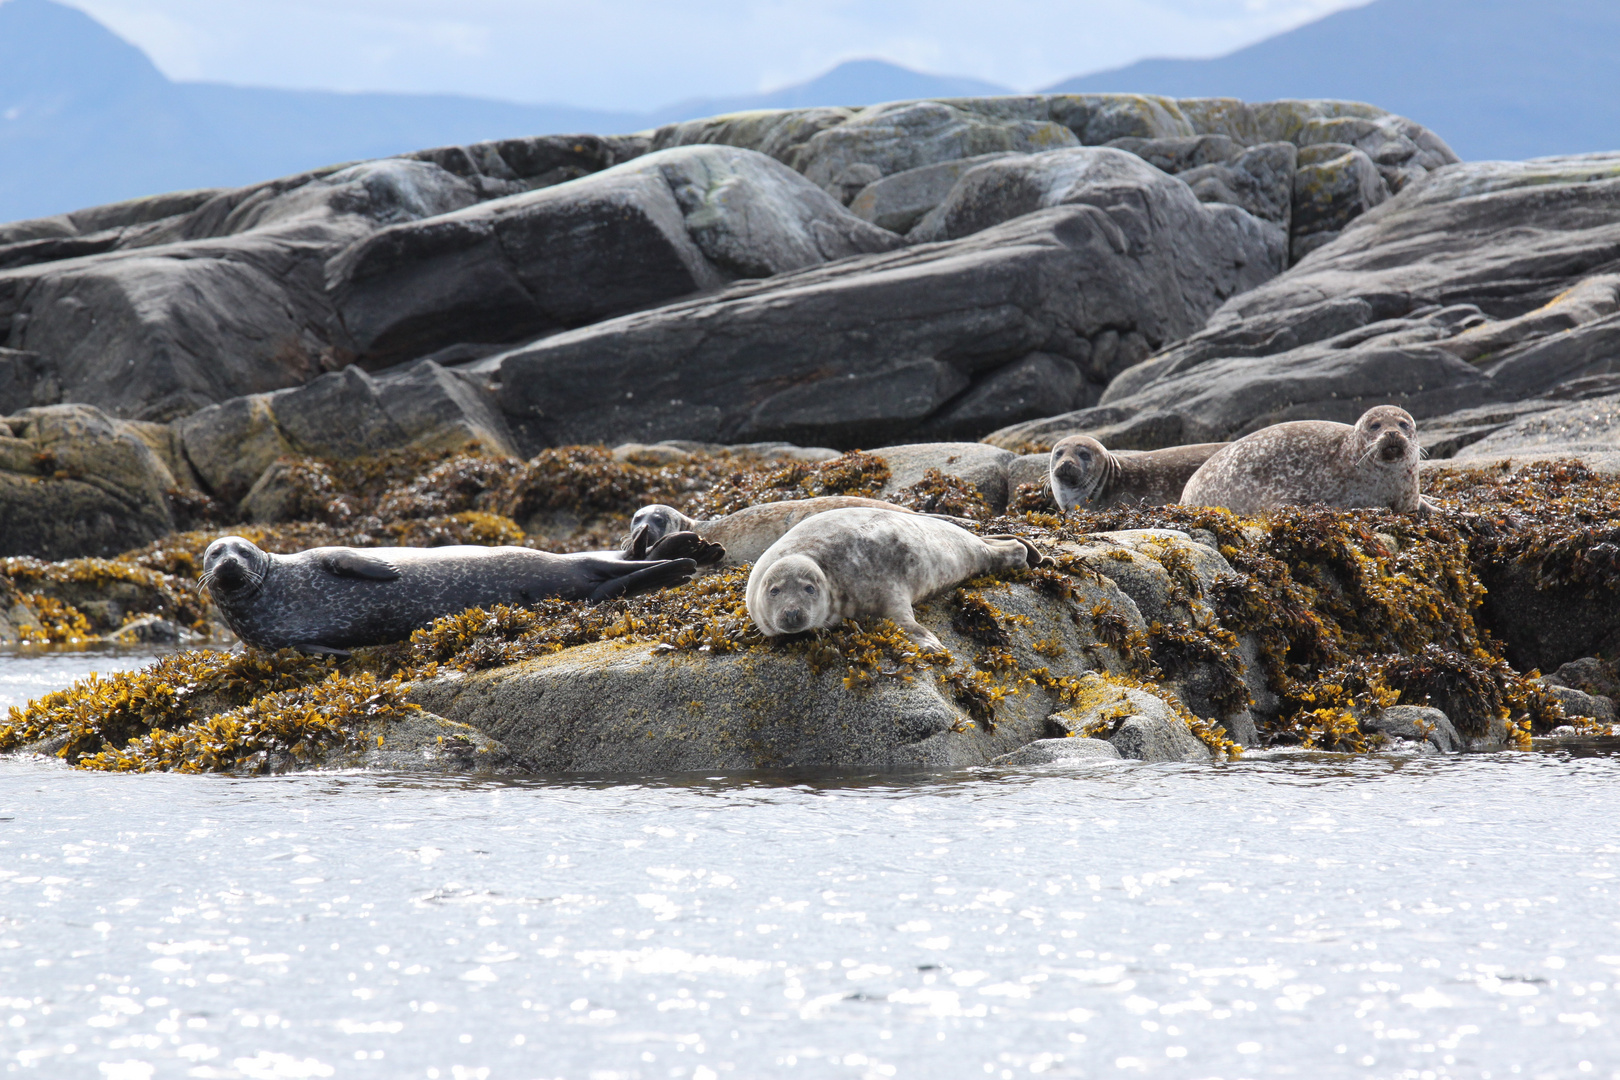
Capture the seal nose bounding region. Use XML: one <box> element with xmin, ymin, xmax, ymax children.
<box><xmin>211</xmin><ymin>558</ymin><xmax>246</xmax><ymax>589</ymax></box>
<box><xmin>778</xmin><ymin>607</ymin><xmax>805</xmax><ymax>631</ymax></box>
<box><xmin>1378</xmin><ymin>435</ymin><xmax>1408</xmax><ymax>463</ymax></box>
<box><xmin>1053</xmin><ymin>461</ymin><xmax>1082</xmax><ymax>484</ymax></box>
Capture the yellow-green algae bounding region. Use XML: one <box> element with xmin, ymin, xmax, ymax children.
<box><xmin>7</xmin><ymin>447</ymin><xmax>1617</xmax><ymax>772</ymax></box>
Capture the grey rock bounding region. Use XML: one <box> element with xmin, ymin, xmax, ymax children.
<box><xmin>875</xmin><ymin>442</ymin><xmax>1015</xmax><ymax>512</ymax></box>
<box><xmin>1044</xmin><ymin>680</ymin><xmax>1213</xmax><ymax>763</ymax></box>
<box><xmin>0</xmin><ymin>404</ymin><xmax>175</xmax><ymax>558</ymax></box>
<box><xmin>828</xmin><ymin>162</ymin><xmax>884</xmax><ymax>205</ymax></box>
<box><xmin>990</xmin><ymin>737</ymin><xmax>1122</xmax><ymax>766</ymax></box>
<box><xmin>848</xmin><ymin>153</ymin><xmax>1015</xmax><ymax>233</ymax></box>
<box><xmin>179</xmin><ymin>360</ymin><xmax>515</xmax><ymax>502</ymax></box>
<box><xmin>1291</xmin><ymin>144</ymin><xmax>1389</xmax><ymax>261</ymax></box>
<box><xmin>493</xmin><ymin>167</ymin><xmax>1282</xmax><ymax>451</ymax></box>
<box><xmin>1179</xmin><ymin>142</ymin><xmax>1297</xmax><ymax>228</ymax></box>
<box><xmin>1008</xmin><ymin>453</ymin><xmax>1051</xmax><ymax>499</ymax></box>
<box><xmin>1456</xmin><ymin>394</ymin><xmax>1620</xmax><ymax>459</ymax></box>
<box><xmin>1544</xmin><ymin>657</ymin><xmax>1620</xmax><ymax>701</ymax></box>
<box><xmin>406</xmin><ymin>572</ymin><xmax>1150</xmax><ymax>772</ymax></box>
<box><xmin>788</xmin><ymin>100</ymin><xmax>1081</xmax><ymax>191</ymax></box>
<box><xmin>1106</xmin><ymin>133</ymin><xmax>1245</xmax><ymax>174</ymax></box>
<box><xmin>994</xmin><ymin>155</ymin><xmax>1620</xmax><ymax>451</ymax></box>
<box><xmin>913</xmin><ymin>352</ymin><xmax>1090</xmax><ymax>442</ymax></box>
<box><xmin>1363</xmin><ymin>704</ymin><xmax>1460</xmax><ymax>753</ymax></box>
<box><xmin>1542</xmin><ymin>685</ymin><xmax>1618</xmax><ymax>725</ymax></box>
<box><xmin>329</xmin><ymin>145</ymin><xmax>904</xmax><ymax>368</ymax></box>
<box><xmin>0</xmin><ymin>348</ymin><xmax>59</xmax><ymax>414</ymax></box>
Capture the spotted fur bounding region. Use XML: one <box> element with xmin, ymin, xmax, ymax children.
<box><xmin>1049</xmin><ymin>435</ymin><xmax>1228</xmax><ymax>512</ymax></box>
<box><xmin>202</xmin><ymin>537</ymin><xmax>697</xmax><ymax>653</ymax></box>
<box><xmin>627</xmin><ymin>496</ymin><xmax>931</xmax><ymax>567</ymax></box>
<box><xmin>1180</xmin><ymin>406</ymin><xmax>1428</xmax><ymax>514</ymax></box>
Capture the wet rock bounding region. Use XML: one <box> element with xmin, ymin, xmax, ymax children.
<box><xmin>105</xmin><ymin>615</ymin><xmax>189</xmax><ymax>645</ymax></box>
<box><xmin>1007</xmin><ymin>453</ymin><xmax>1051</xmax><ymax>499</ymax></box>
<box><xmin>1045</xmin><ymin>679</ymin><xmax>1213</xmax><ymax>763</ymax></box>
<box><xmin>0</xmin><ymin>404</ymin><xmax>176</xmax><ymax>558</ymax></box>
<box><xmin>1363</xmin><ymin>704</ymin><xmax>1459</xmax><ymax>753</ymax></box>
<box><xmin>990</xmin><ymin>737</ymin><xmax>1122</xmax><ymax>766</ymax></box>
<box><xmin>329</xmin><ymin>145</ymin><xmax>902</xmax><ymax>368</ymax></box>
<box><xmin>1544</xmin><ymin>657</ymin><xmax>1620</xmax><ymax>701</ymax></box>
<box><xmin>1540</xmin><ymin>685</ymin><xmax>1618</xmax><ymax>726</ymax></box>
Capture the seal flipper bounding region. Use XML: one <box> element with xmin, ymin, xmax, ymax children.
<box><xmin>645</xmin><ymin>531</ymin><xmax>726</xmax><ymax>567</ymax></box>
<box><xmin>316</xmin><ymin>549</ymin><xmax>402</xmax><ymax>581</ymax></box>
<box><xmin>589</xmin><ymin>558</ymin><xmax>698</xmax><ymax>603</ymax></box>
<box><xmin>983</xmin><ymin>534</ymin><xmax>1052</xmax><ymax>569</ymax></box>
<box><xmin>293</xmin><ymin>642</ymin><xmax>351</xmax><ymax>657</ymax></box>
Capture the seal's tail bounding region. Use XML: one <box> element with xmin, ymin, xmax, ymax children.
<box><xmin>591</xmin><ymin>559</ymin><xmax>699</xmax><ymax>603</ymax></box>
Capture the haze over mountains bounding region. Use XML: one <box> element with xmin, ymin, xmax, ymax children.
<box><xmin>2</xmin><ymin>0</ymin><xmax>1616</xmax><ymax>223</ymax></box>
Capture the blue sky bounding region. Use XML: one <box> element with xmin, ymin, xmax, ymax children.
<box><xmin>62</xmin><ymin>0</ymin><xmax>1367</xmax><ymax>109</ymax></box>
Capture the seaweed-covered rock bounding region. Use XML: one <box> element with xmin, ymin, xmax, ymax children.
<box><xmin>1362</xmin><ymin>704</ymin><xmax>1459</xmax><ymax>753</ymax></box>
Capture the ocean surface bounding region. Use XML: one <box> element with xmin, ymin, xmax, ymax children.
<box><xmin>3</xmin><ymin>648</ymin><xmax>1619</xmax><ymax>1079</ymax></box>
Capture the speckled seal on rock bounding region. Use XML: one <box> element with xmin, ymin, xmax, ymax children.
<box><xmin>1049</xmin><ymin>435</ymin><xmax>1228</xmax><ymax>511</ymax></box>
<box><xmin>746</xmin><ymin>507</ymin><xmax>1045</xmax><ymax>650</ymax></box>
<box><xmin>202</xmin><ymin>536</ymin><xmax>699</xmax><ymax>653</ymax></box>
<box><xmin>1180</xmin><ymin>406</ymin><xmax>1429</xmax><ymax>514</ymax></box>
<box><xmin>625</xmin><ymin>496</ymin><xmax>926</xmax><ymax>568</ymax></box>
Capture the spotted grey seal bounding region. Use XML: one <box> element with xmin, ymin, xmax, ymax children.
<box><xmin>1180</xmin><ymin>406</ymin><xmax>1431</xmax><ymax>515</ymax></box>
<box><xmin>626</xmin><ymin>496</ymin><xmax>936</xmax><ymax>568</ymax></box>
<box><xmin>202</xmin><ymin>537</ymin><xmax>700</xmax><ymax>653</ymax></box>
<box><xmin>1049</xmin><ymin>435</ymin><xmax>1229</xmax><ymax>511</ymax></box>
<box><xmin>745</xmin><ymin>508</ymin><xmax>1047</xmax><ymax>650</ymax></box>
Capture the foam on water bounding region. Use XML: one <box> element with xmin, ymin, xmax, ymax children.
<box><xmin>2</xmin><ymin>651</ymin><xmax>1619</xmax><ymax>1078</ymax></box>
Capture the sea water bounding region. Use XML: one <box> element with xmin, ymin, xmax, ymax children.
<box><xmin>2</xmin><ymin>649</ymin><xmax>1618</xmax><ymax>1079</ymax></box>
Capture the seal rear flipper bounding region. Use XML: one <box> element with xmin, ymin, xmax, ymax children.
<box><xmin>316</xmin><ymin>550</ymin><xmax>401</xmax><ymax>581</ymax></box>
<box><xmin>292</xmin><ymin>642</ymin><xmax>351</xmax><ymax>657</ymax></box>
<box><xmin>590</xmin><ymin>559</ymin><xmax>699</xmax><ymax>603</ymax></box>
<box><xmin>645</xmin><ymin>531</ymin><xmax>726</xmax><ymax>567</ymax></box>
<box><xmin>983</xmin><ymin>534</ymin><xmax>1053</xmax><ymax>568</ymax></box>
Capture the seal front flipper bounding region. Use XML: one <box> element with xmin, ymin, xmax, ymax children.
<box><xmin>589</xmin><ymin>559</ymin><xmax>698</xmax><ymax>602</ymax></box>
<box><xmin>315</xmin><ymin>549</ymin><xmax>401</xmax><ymax>581</ymax></box>
<box><xmin>645</xmin><ymin>531</ymin><xmax>726</xmax><ymax>567</ymax></box>
<box><xmin>293</xmin><ymin>642</ymin><xmax>352</xmax><ymax>657</ymax></box>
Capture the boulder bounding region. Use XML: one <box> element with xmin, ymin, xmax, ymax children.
<box><xmin>496</xmin><ymin>175</ymin><xmax>1284</xmax><ymax>450</ymax></box>
<box><xmin>1291</xmin><ymin>144</ymin><xmax>1389</xmax><ymax>261</ymax></box>
<box><xmin>328</xmin><ymin>145</ymin><xmax>903</xmax><ymax>368</ymax></box>
<box><xmin>990</xmin><ymin>155</ymin><xmax>1620</xmax><ymax>451</ymax></box>
<box><xmin>406</xmin><ymin>566</ymin><xmax>1164</xmax><ymax>772</ymax></box>
<box><xmin>1046</xmin><ymin>680</ymin><xmax>1214</xmax><ymax>763</ymax></box>
<box><xmin>873</xmin><ymin>442</ymin><xmax>1016</xmax><ymax>511</ymax></box>
<box><xmin>1007</xmin><ymin>452</ymin><xmax>1050</xmax><ymax>498</ymax></box>
<box><xmin>1455</xmin><ymin>393</ymin><xmax>1620</xmax><ymax>460</ymax></box>
<box><xmin>990</xmin><ymin>737</ymin><xmax>1122</xmax><ymax>766</ymax></box>
<box><xmin>913</xmin><ymin>353</ymin><xmax>1092</xmax><ymax>442</ymax></box>
<box><xmin>1541</xmin><ymin>685</ymin><xmax>1618</xmax><ymax>726</ymax></box>
<box><xmin>1362</xmin><ymin>704</ymin><xmax>1460</xmax><ymax>753</ymax></box>
<box><xmin>1544</xmin><ymin>657</ymin><xmax>1620</xmax><ymax>701</ymax></box>
<box><xmin>848</xmin><ymin>152</ymin><xmax>1015</xmax><ymax>233</ymax></box>
<box><xmin>0</xmin><ymin>404</ymin><xmax>175</xmax><ymax>558</ymax></box>
<box><xmin>179</xmin><ymin>360</ymin><xmax>516</xmax><ymax>503</ymax></box>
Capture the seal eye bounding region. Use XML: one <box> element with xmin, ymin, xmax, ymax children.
<box><xmin>803</xmin><ymin>584</ymin><xmax>816</xmax><ymax>595</ymax></box>
<box><xmin>1369</xmin><ymin>422</ymin><xmax>1382</xmax><ymax>431</ymax></box>
<box><xmin>769</xmin><ymin>586</ymin><xmax>780</xmax><ymax>596</ymax></box>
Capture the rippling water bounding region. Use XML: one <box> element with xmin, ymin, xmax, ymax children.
<box><xmin>3</xmin><ymin>651</ymin><xmax>1620</xmax><ymax>1079</ymax></box>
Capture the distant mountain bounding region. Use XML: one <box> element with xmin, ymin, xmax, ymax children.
<box><xmin>1045</xmin><ymin>0</ymin><xmax>1620</xmax><ymax>162</ymax></box>
<box><xmin>0</xmin><ymin>0</ymin><xmax>1009</xmax><ymax>223</ymax></box>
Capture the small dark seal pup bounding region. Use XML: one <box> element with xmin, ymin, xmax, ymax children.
<box><xmin>202</xmin><ymin>537</ymin><xmax>702</xmax><ymax>653</ymax></box>
<box><xmin>745</xmin><ymin>508</ymin><xmax>1046</xmax><ymax>650</ymax></box>
<box><xmin>1180</xmin><ymin>405</ymin><xmax>1430</xmax><ymax>515</ymax></box>
<box><xmin>1049</xmin><ymin>435</ymin><xmax>1228</xmax><ymax>511</ymax></box>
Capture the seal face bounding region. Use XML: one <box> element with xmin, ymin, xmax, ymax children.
<box><xmin>202</xmin><ymin>537</ymin><xmax>698</xmax><ymax>653</ymax></box>
<box><xmin>626</xmin><ymin>496</ymin><xmax>931</xmax><ymax>567</ymax></box>
<box><xmin>745</xmin><ymin>507</ymin><xmax>1045</xmax><ymax>650</ymax></box>
<box><xmin>1180</xmin><ymin>405</ymin><xmax>1427</xmax><ymax>515</ymax></box>
<box><xmin>1050</xmin><ymin>435</ymin><xmax>1229</xmax><ymax>512</ymax></box>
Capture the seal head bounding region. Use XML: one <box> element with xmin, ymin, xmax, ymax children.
<box><xmin>201</xmin><ymin>535</ymin><xmax>274</xmax><ymax>600</ymax></box>
<box><xmin>1050</xmin><ymin>436</ymin><xmax>1119</xmax><ymax>511</ymax></box>
<box><xmin>751</xmin><ymin>554</ymin><xmax>832</xmax><ymax>635</ymax></box>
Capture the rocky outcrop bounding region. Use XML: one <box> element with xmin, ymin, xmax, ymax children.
<box><xmin>987</xmin><ymin>153</ymin><xmax>1620</xmax><ymax>451</ymax></box>
<box><xmin>493</xmin><ymin>175</ymin><xmax>1281</xmax><ymax>450</ymax></box>
<box><xmin>328</xmin><ymin>144</ymin><xmax>904</xmax><ymax>369</ymax></box>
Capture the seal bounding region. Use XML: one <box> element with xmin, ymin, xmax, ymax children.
<box><xmin>1179</xmin><ymin>405</ymin><xmax>1430</xmax><ymax>515</ymax></box>
<box><xmin>626</xmin><ymin>496</ymin><xmax>938</xmax><ymax>568</ymax></box>
<box><xmin>745</xmin><ymin>507</ymin><xmax>1046</xmax><ymax>650</ymax></box>
<box><xmin>201</xmin><ymin>537</ymin><xmax>700</xmax><ymax>653</ymax></box>
<box><xmin>1049</xmin><ymin>435</ymin><xmax>1229</xmax><ymax>511</ymax></box>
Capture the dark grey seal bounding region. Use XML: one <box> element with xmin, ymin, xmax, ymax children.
<box><xmin>202</xmin><ymin>537</ymin><xmax>702</xmax><ymax>653</ymax></box>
